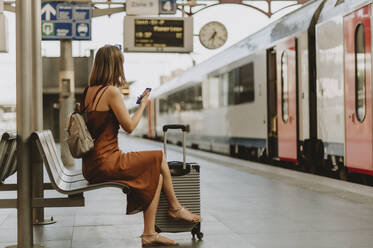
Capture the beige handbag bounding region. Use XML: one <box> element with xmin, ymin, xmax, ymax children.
<box><xmin>66</xmin><ymin>85</ymin><xmax>107</xmax><ymax>158</ymax></box>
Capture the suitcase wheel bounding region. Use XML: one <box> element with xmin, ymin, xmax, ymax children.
<box><xmin>191</xmin><ymin>223</ymin><xmax>203</xmax><ymax>240</ymax></box>
<box><xmin>196</xmin><ymin>232</ymin><xmax>204</xmax><ymax>240</ymax></box>
<box><xmin>192</xmin><ymin>231</ymin><xmax>203</xmax><ymax>240</ymax></box>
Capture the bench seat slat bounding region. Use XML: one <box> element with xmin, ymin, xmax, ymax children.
<box><xmin>36</xmin><ymin>132</ymin><xmax>87</xmax><ymax>184</ymax></box>
<box><xmin>45</xmin><ymin>131</ymin><xmax>81</xmax><ymax>176</ymax></box>
<box><xmin>34</xmin><ymin>135</ymin><xmax>66</xmax><ymax>189</ymax></box>
<box><xmin>35</xmin><ymin>136</ymin><xmax>83</xmax><ymax>188</ymax></box>
<box><xmin>0</xmin><ymin>133</ymin><xmax>17</xmax><ymax>183</ymax></box>
<box><xmin>40</xmin><ymin>132</ymin><xmax>84</xmax><ymax>183</ymax></box>
<box><xmin>2</xmin><ymin>139</ymin><xmax>17</xmax><ymax>180</ymax></box>
<box><xmin>0</xmin><ymin>134</ymin><xmax>9</xmax><ymax>164</ymax></box>
<box><xmin>41</xmin><ymin>131</ymin><xmax>72</xmax><ymax>180</ymax></box>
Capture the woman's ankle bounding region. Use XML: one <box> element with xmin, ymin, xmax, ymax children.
<box><xmin>168</xmin><ymin>202</ymin><xmax>181</xmax><ymax>210</ymax></box>
<box><xmin>143</xmin><ymin>228</ymin><xmax>155</xmax><ymax>235</ymax></box>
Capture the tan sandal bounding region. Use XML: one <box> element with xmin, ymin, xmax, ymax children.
<box><xmin>140</xmin><ymin>232</ymin><xmax>178</xmax><ymax>247</ymax></box>
<box><xmin>168</xmin><ymin>206</ymin><xmax>201</xmax><ymax>223</ymax></box>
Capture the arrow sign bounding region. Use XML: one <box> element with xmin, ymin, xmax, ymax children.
<box><xmin>41</xmin><ymin>3</ymin><xmax>56</xmax><ymax>21</ymax></box>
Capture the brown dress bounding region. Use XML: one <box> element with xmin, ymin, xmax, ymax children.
<box><xmin>82</xmin><ymin>85</ymin><xmax>162</xmax><ymax>214</ymax></box>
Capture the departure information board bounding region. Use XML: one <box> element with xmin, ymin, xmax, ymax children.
<box><xmin>134</xmin><ymin>19</ymin><xmax>184</xmax><ymax>48</ymax></box>
<box><xmin>124</xmin><ymin>17</ymin><xmax>193</xmax><ymax>53</ymax></box>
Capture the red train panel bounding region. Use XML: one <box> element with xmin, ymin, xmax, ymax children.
<box><xmin>344</xmin><ymin>4</ymin><xmax>373</xmax><ymax>174</ymax></box>
<box><xmin>276</xmin><ymin>38</ymin><xmax>298</xmax><ymax>163</ymax></box>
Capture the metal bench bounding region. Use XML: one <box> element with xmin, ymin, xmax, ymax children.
<box><xmin>0</xmin><ymin>130</ymin><xmax>130</xmax><ymax>209</ymax></box>
<box><xmin>0</xmin><ymin>132</ymin><xmax>17</xmax><ymax>184</ymax></box>
<box><xmin>32</xmin><ymin>130</ymin><xmax>131</xmax><ymax>196</ymax></box>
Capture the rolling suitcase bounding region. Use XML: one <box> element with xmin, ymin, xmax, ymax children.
<box><xmin>155</xmin><ymin>124</ymin><xmax>203</xmax><ymax>240</ymax></box>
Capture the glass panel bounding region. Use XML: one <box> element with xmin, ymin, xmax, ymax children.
<box><xmin>239</xmin><ymin>62</ymin><xmax>255</xmax><ymax>104</ymax></box>
<box><xmin>219</xmin><ymin>73</ymin><xmax>228</xmax><ymax>107</ymax></box>
<box><xmin>281</xmin><ymin>51</ymin><xmax>289</xmax><ymax>123</ymax></box>
<box><xmin>193</xmin><ymin>85</ymin><xmax>203</xmax><ymax>110</ymax></box>
<box><xmin>228</xmin><ymin>69</ymin><xmax>238</xmax><ymax>105</ymax></box>
<box><xmin>355</xmin><ymin>23</ymin><xmax>366</xmax><ymax>122</ymax></box>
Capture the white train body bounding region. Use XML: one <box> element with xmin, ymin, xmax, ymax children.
<box><xmin>128</xmin><ymin>0</ymin><xmax>373</xmax><ymax>177</ymax></box>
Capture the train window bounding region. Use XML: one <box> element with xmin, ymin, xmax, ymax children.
<box><xmin>355</xmin><ymin>23</ymin><xmax>366</xmax><ymax>123</ymax></box>
<box><xmin>238</xmin><ymin>62</ymin><xmax>255</xmax><ymax>104</ymax></box>
<box><xmin>193</xmin><ymin>85</ymin><xmax>203</xmax><ymax>110</ymax></box>
<box><xmin>158</xmin><ymin>84</ymin><xmax>203</xmax><ymax>114</ymax></box>
<box><xmin>228</xmin><ymin>69</ymin><xmax>238</xmax><ymax>105</ymax></box>
<box><xmin>219</xmin><ymin>73</ymin><xmax>229</xmax><ymax>107</ymax></box>
<box><xmin>169</xmin><ymin>93</ymin><xmax>180</xmax><ymax>113</ymax></box>
<box><xmin>159</xmin><ymin>98</ymin><xmax>168</xmax><ymax>114</ymax></box>
<box><xmin>221</xmin><ymin>62</ymin><xmax>255</xmax><ymax>106</ymax></box>
<box><xmin>281</xmin><ymin>51</ymin><xmax>289</xmax><ymax>123</ymax></box>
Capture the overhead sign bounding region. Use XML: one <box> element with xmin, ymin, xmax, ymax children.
<box><xmin>41</xmin><ymin>2</ymin><xmax>91</xmax><ymax>40</ymax></box>
<box><xmin>124</xmin><ymin>16</ymin><xmax>193</xmax><ymax>53</ymax></box>
<box><xmin>0</xmin><ymin>13</ymin><xmax>8</xmax><ymax>53</ymax></box>
<box><xmin>126</xmin><ymin>0</ymin><xmax>159</xmax><ymax>15</ymax></box>
<box><xmin>159</xmin><ymin>0</ymin><xmax>177</xmax><ymax>14</ymax></box>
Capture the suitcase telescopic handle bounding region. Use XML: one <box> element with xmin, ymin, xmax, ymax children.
<box><xmin>163</xmin><ymin>124</ymin><xmax>188</xmax><ymax>169</ymax></box>
<box><xmin>163</xmin><ymin>124</ymin><xmax>189</xmax><ymax>132</ymax></box>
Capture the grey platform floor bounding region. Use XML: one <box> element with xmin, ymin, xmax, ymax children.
<box><xmin>1</xmin><ymin>134</ymin><xmax>373</xmax><ymax>248</ymax></box>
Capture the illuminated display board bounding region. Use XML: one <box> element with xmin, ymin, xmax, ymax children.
<box><xmin>124</xmin><ymin>16</ymin><xmax>193</xmax><ymax>53</ymax></box>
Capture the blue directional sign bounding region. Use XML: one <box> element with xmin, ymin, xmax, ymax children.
<box><xmin>57</xmin><ymin>4</ymin><xmax>73</xmax><ymax>20</ymax></box>
<box><xmin>41</xmin><ymin>2</ymin><xmax>57</xmax><ymax>21</ymax></box>
<box><xmin>74</xmin><ymin>5</ymin><xmax>91</xmax><ymax>20</ymax></box>
<box><xmin>159</xmin><ymin>0</ymin><xmax>177</xmax><ymax>14</ymax></box>
<box><xmin>41</xmin><ymin>2</ymin><xmax>92</xmax><ymax>40</ymax></box>
<box><xmin>75</xmin><ymin>22</ymin><xmax>90</xmax><ymax>40</ymax></box>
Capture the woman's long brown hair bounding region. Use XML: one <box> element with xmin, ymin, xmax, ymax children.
<box><xmin>89</xmin><ymin>45</ymin><xmax>126</xmax><ymax>87</ymax></box>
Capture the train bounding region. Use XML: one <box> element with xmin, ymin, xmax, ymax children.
<box><xmin>127</xmin><ymin>0</ymin><xmax>373</xmax><ymax>182</ymax></box>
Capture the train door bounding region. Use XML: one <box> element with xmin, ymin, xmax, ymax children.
<box><xmin>344</xmin><ymin>5</ymin><xmax>373</xmax><ymax>174</ymax></box>
<box><xmin>267</xmin><ymin>48</ymin><xmax>278</xmax><ymax>159</ymax></box>
<box><xmin>276</xmin><ymin>38</ymin><xmax>298</xmax><ymax>162</ymax></box>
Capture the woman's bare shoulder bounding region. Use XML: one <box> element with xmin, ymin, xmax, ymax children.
<box><xmin>106</xmin><ymin>85</ymin><xmax>123</xmax><ymax>104</ymax></box>
<box><xmin>106</xmin><ymin>85</ymin><xmax>120</xmax><ymax>96</ymax></box>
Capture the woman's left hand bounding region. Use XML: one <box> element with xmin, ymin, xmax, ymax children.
<box><xmin>140</xmin><ymin>91</ymin><xmax>150</xmax><ymax>108</ymax></box>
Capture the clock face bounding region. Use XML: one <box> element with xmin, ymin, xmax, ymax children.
<box><xmin>199</xmin><ymin>21</ymin><xmax>228</xmax><ymax>49</ymax></box>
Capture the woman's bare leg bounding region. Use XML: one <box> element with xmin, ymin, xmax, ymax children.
<box><xmin>142</xmin><ymin>174</ymin><xmax>177</xmax><ymax>245</ymax></box>
<box><xmin>160</xmin><ymin>154</ymin><xmax>179</xmax><ymax>209</ymax></box>
<box><xmin>143</xmin><ymin>174</ymin><xmax>163</xmax><ymax>234</ymax></box>
<box><xmin>160</xmin><ymin>153</ymin><xmax>201</xmax><ymax>222</ymax></box>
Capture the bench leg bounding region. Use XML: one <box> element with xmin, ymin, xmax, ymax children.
<box><xmin>31</xmin><ymin>146</ymin><xmax>56</xmax><ymax>225</ymax></box>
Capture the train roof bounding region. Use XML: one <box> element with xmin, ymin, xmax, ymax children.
<box><xmin>318</xmin><ymin>0</ymin><xmax>372</xmax><ymax>25</ymax></box>
<box><xmin>151</xmin><ymin>0</ymin><xmax>324</xmax><ymax>99</ymax></box>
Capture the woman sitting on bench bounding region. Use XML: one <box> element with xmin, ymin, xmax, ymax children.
<box><xmin>82</xmin><ymin>45</ymin><xmax>201</xmax><ymax>247</ymax></box>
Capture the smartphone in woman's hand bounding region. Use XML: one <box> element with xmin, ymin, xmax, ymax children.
<box><xmin>136</xmin><ymin>88</ymin><xmax>152</xmax><ymax>104</ymax></box>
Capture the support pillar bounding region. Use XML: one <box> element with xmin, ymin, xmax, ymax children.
<box><xmin>14</xmin><ymin>0</ymin><xmax>37</xmax><ymax>246</ymax></box>
<box><xmin>31</xmin><ymin>0</ymin><xmax>51</xmax><ymax>226</ymax></box>
<box><xmin>59</xmin><ymin>40</ymin><xmax>75</xmax><ymax>167</ymax></box>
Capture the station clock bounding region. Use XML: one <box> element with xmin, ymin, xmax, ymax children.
<box><xmin>199</xmin><ymin>21</ymin><xmax>228</xmax><ymax>49</ymax></box>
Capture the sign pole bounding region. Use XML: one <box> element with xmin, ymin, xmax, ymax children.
<box><xmin>59</xmin><ymin>40</ymin><xmax>75</xmax><ymax>168</ymax></box>
<box><xmin>31</xmin><ymin>0</ymin><xmax>56</xmax><ymax>226</ymax></box>
<box><xmin>31</xmin><ymin>0</ymin><xmax>44</xmax><ymax>224</ymax></box>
